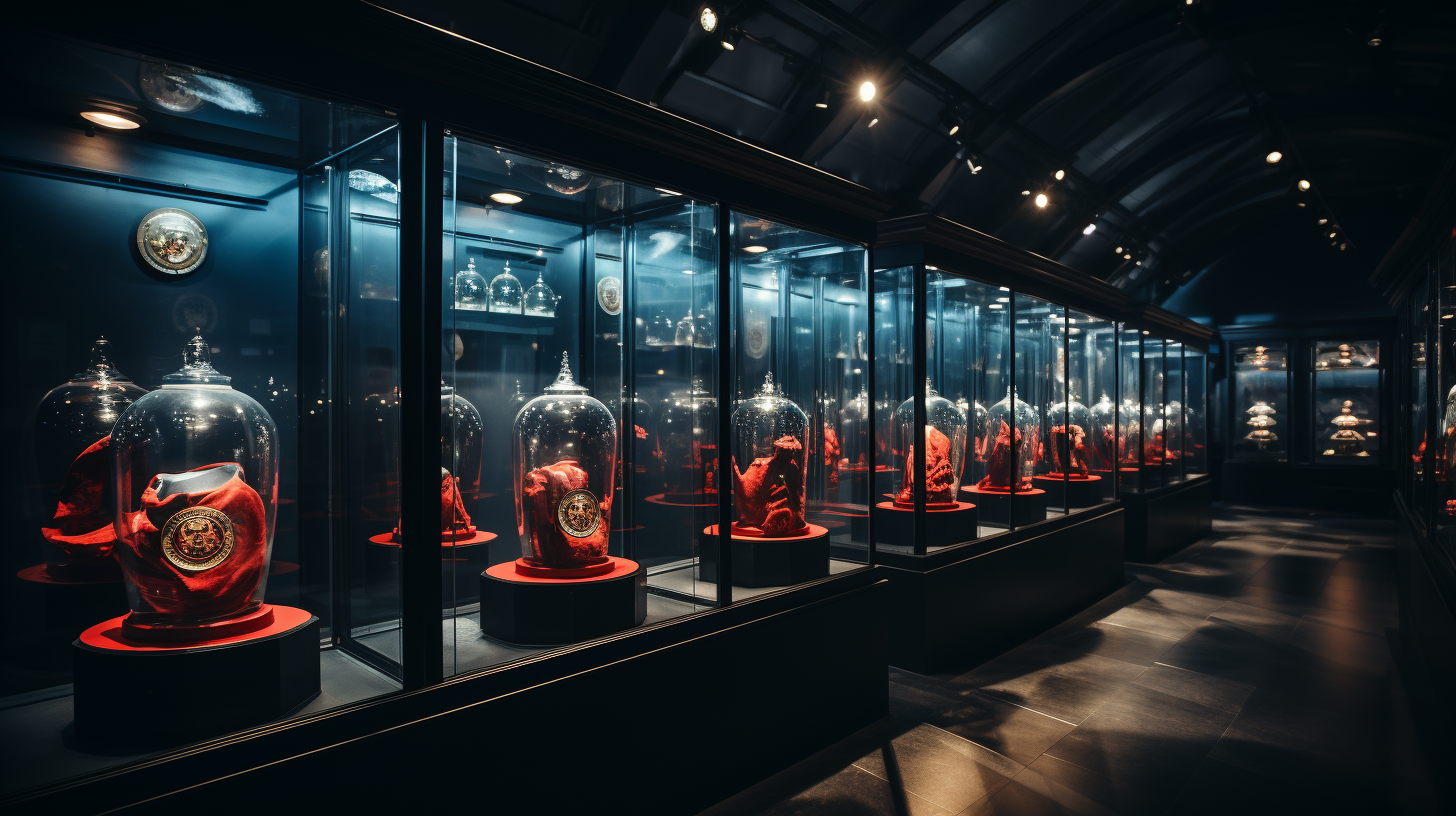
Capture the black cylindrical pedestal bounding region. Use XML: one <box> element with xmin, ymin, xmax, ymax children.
<box><xmin>479</xmin><ymin>558</ymin><xmax>647</xmax><ymax>646</ymax></box>
<box><xmin>700</xmin><ymin>525</ymin><xmax>831</xmax><ymax>588</ymax></box>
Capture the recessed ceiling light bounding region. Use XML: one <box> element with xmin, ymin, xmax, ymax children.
<box><xmin>867</xmin><ymin>118</ymin><xmax>879</xmax><ymax>128</ymax></box>
<box><xmin>743</xmin><ymin>245</ymin><xmax>768</xmax><ymax>254</ymax></box>
<box><xmin>1124</xmin><ymin>253</ymin><xmax>1133</xmax><ymax>259</ymax></box>
<box><xmin>1135</xmin><ymin>261</ymin><xmax>1143</xmax><ymax>266</ymax></box>
<box><xmin>948</xmin><ymin>124</ymin><xmax>960</xmax><ymax>136</ymax></box>
<box><xmin>1035</xmin><ymin>193</ymin><xmax>1048</xmax><ymax>208</ymax></box>
<box><xmin>1318</xmin><ymin>218</ymin><xmax>1328</xmax><ymax>225</ymax></box>
<box><xmin>699</xmin><ymin>6</ymin><xmax>719</xmax><ymax>32</ymax></box>
<box><xmin>490</xmin><ymin>191</ymin><xmax>524</xmax><ymax>205</ymax></box>
<box><xmin>1329</xmin><ymin>232</ymin><xmax>1337</xmax><ymax>238</ymax></box>
<box><xmin>1297</xmin><ymin>179</ymin><xmax>1311</xmax><ymax>191</ymax></box>
<box><xmin>1115</xmin><ymin>246</ymin><xmax>1123</xmax><ymax>253</ymax></box>
<box><xmin>859</xmin><ymin>81</ymin><xmax>876</xmax><ymax>102</ymax></box>
<box><xmin>1054</xmin><ymin>169</ymin><xmax>1065</xmax><ymax>181</ymax></box>
<box><xmin>1083</xmin><ymin>224</ymin><xmax>1097</xmax><ymax>235</ymax></box>
<box><xmin>1266</xmin><ymin>151</ymin><xmax>1283</xmax><ymax>164</ymax></box>
<box><xmin>1021</xmin><ymin>190</ymin><xmax>1031</xmax><ymax>196</ymax></box>
<box><xmin>81</xmin><ymin>110</ymin><xmax>143</xmax><ymax>130</ymax></box>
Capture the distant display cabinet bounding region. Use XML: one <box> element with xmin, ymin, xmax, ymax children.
<box><xmin>1116</xmin><ymin>331</ymin><xmax>1207</xmax><ymax>491</ymax></box>
<box><xmin>1231</xmin><ymin>342</ymin><xmax>1291</xmax><ymax>461</ymax></box>
<box><xmin>1311</xmin><ymin>340</ymin><xmax>1381</xmax><ymax>461</ymax></box>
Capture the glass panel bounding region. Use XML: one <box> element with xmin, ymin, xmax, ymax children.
<box><xmin>1311</xmin><ymin>340</ymin><xmax>1380</xmax><ymax>464</ymax></box>
<box><xmin>1141</xmin><ymin>336</ymin><xmax>1165</xmax><ymax>490</ymax></box>
<box><xmin>963</xmin><ymin>285</ymin><xmax>1015</xmax><ymax>528</ymax></box>
<box><xmin>1165</xmin><ymin>342</ymin><xmax>1185</xmax><ymax>483</ymax></box>
<box><xmin>1070</xmin><ymin>310</ymin><xmax>1118</xmax><ymax>503</ymax></box>
<box><xmin>1185</xmin><ymin>349</ymin><xmax>1208</xmax><ymax>476</ymax></box>
<box><xmin>1437</xmin><ymin>251</ymin><xmax>1456</xmax><ymax>555</ymax></box>
<box><xmin>1118</xmin><ymin>325</ymin><xmax>1144</xmax><ymax>492</ymax></box>
<box><xmin>5</xmin><ymin>36</ymin><xmax>398</xmax><ymax>795</ymax></box>
<box><xmin>729</xmin><ymin>213</ymin><xmax>868</xmax><ymax>588</ymax></box>
<box><xmin>1232</xmin><ymin>341</ymin><xmax>1290</xmax><ymax>462</ymax></box>
<box><xmin>441</xmin><ymin>137</ymin><xmax>718</xmax><ymax>675</ymax></box>
<box><xmin>1412</xmin><ymin>293</ymin><xmax>1431</xmax><ymax>518</ymax></box>
<box><xmin>1021</xmin><ymin>296</ymin><xmax>1062</xmax><ymax>521</ymax></box>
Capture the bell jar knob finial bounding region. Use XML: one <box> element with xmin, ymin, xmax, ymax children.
<box><xmin>925</xmin><ymin>376</ymin><xmax>937</xmax><ymax>396</ymax></box>
<box><xmin>184</xmin><ymin>333</ymin><xmax>211</xmax><ymax>369</ymax></box>
<box><xmin>545</xmin><ymin>351</ymin><xmax>588</xmax><ymax>394</ymax></box>
<box><xmin>89</xmin><ymin>335</ymin><xmax>114</xmax><ymax>371</ymax></box>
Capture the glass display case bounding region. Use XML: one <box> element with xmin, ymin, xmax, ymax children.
<box><xmin>724</xmin><ymin>213</ymin><xmax>869</xmax><ymax>577</ymax></box>
<box><xmin>1052</xmin><ymin>310</ymin><xmax>1118</xmax><ymax>506</ymax></box>
<box><xmin>2</xmin><ymin>34</ymin><xmax>402</xmax><ymax>785</ymax></box>
<box><xmin>1165</xmin><ymin>341</ymin><xmax>1185</xmax><ymax>483</ymax></box>
<box><xmin>1312</xmin><ymin>340</ymin><xmax>1380</xmax><ymax>462</ymax></box>
<box><xmin>1114</xmin><ymin>329</ymin><xmax>1207</xmax><ymax>492</ymax></box>
<box><xmin>1185</xmin><ymin>348</ymin><xmax>1208</xmax><ymax>476</ymax></box>
<box><xmin>1231</xmin><ymin>342</ymin><xmax>1290</xmax><ymax>461</ymax></box>
<box><xmin>442</xmin><ymin>137</ymin><xmax>719</xmax><ymax>664</ymax></box>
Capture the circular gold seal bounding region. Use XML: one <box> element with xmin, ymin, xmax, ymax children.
<box><xmin>160</xmin><ymin>506</ymin><xmax>235</xmax><ymax>572</ymax></box>
<box><xmin>557</xmin><ymin>488</ymin><xmax>601</xmax><ymax>538</ymax></box>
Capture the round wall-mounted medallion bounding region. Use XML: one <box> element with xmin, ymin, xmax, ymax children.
<box><xmin>596</xmin><ymin>275</ymin><xmax>622</xmax><ymax>315</ymax></box>
<box><xmin>557</xmin><ymin>488</ymin><xmax>601</xmax><ymax>538</ymax></box>
<box><xmin>746</xmin><ymin>314</ymin><xmax>769</xmax><ymax>359</ymax></box>
<box><xmin>161</xmin><ymin>506</ymin><xmax>235</xmax><ymax>572</ymax></box>
<box><xmin>138</xmin><ymin>62</ymin><xmax>206</xmax><ymax>114</ymax></box>
<box><xmin>138</xmin><ymin>208</ymin><xmax>208</xmax><ymax>275</ymax></box>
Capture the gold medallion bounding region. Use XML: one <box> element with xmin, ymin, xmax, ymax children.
<box><xmin>557</xmin><ymin>488</ymin><xmax>601</xmax><ymax>538</ymax></box>
<box><xmin>161</xmin><ymin>506</ymin><xmax>235</xmax><ymax>572</ymax></box>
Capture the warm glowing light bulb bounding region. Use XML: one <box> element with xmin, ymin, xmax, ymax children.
<box><xmin>867</xmin><ymin>118</ymin><xmax>879</xmax><ymax>128</ymax></box>
<box><xmin>81</xmin><ymin>111</ymin><xmax>140</xmax><ymax>130</ymax></box>
<box><xmin>1083</xmin><ymin>224</ymin><xmax>1097</xmax><ymax>235</ymax></box>
<box><xmin>859</xmin><ymin>81</ymin><xmax>876</xmax><ymax>102</ymax></box>
<box><xmin>1297</xmin><ymin>179</ymin><xmax>1311</xmax><ymax>191</ymax></box>
<box><xmin>948</xmin><ymin>124</ymin><xmax>960</xmax><ymax>136</ymax></box>
<box><xmin>1265</xmin><ymin>151</ymin><xmax>1282</xmax><ymax>164</ymax></box>
<box><xmin>699</xmin><ymin>6</ymin><xmax>718</xmax><ymax>32</ymax></box>
<box><xmin>490</xmin><ymin>191</ymin><xmax>524</xmax><ymax>205</ymax></box>
<box><xmin>743</xmin><ymin>245</ymin><xmax>768</xmax><ymax>254</ymax></box>
<box><xmin>1034</xmin><ymin>193</ymin><xmax>1048</xmax><ymax>208</ymax></box>
<box><xmin>1054</xmin><ymin>169</ymin><xmax>1065</xmax><ymax>180</ymax></box>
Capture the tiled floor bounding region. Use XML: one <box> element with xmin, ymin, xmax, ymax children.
<box><xmin>699</xmin><ymin>505</ymin><xmax>1399</xmax><ymax>816</ymax></box>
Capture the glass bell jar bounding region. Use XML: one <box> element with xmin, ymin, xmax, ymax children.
<box><xmin>32</xmin><ymin>336</ymin><xmax>149</xmax><ymax>578</ymax></box>
<box><xmin>513</xmin><ymin>353</ymin><xmax>616</xmax><ymax>570</ymax></box>
<box><xmin>976</xmin><ymin>388</ymin><xmax>1038</xmax><ymax>492</ymax></box>
<box><xmin>892</xmin><ymin>379</ymin><xmax>967</xmax><ymax>506</ymax></box>
<box><xmin>523</xmin><ymin>270</ymin><xmax>557</xmax><ymax>318</ymax></box>
<box><xmin>109</xmin><ymin>334</ymin><xmax>278</xmax><ymax>642</ymax></box>
<box><xmin>1119</xmin><ymin>397</ymin><xmax>1143</xmax><ymax>466</ymax></box>
<box><xmin>488</xmin><ymin>260</ymin><xmax>524</xmax><ymax>314</ymax></box>
<box><xmin>658</xmin><ymin>378</ymin><xmax>718</xmax><ymax>503</ymax></box>
<box><xmin>1144</xmin><ymin>401</ymin><xmax>1167</xmax><ymax>464</ymax></box>
<box><xmin>838</xmin><ymin>387</ymin><xmax>872</xmax><ymax>475</ymax></box>
<box><xmin>730</xmin><ymin>372</ymin><xmax>809</xmax><ymax>536</ymax></box>
<box><xmin>1046</xmin><ymin>394</ymin><xmax>1098</xmax><ymax>476</ymax></box>
<box><xmin>1088</xmin><ymin>393</ymin><xmax>1117</xmax><ymax>471</ymax></box>
<box><xmin>440</xmin><ymin>381</ymin><xmax>484</xmax><ymax>538</ymax></box>
<box><xmin>454</xmin><ymin>257</ymin><xmax>489</xmax><ymax>311</ymax></box>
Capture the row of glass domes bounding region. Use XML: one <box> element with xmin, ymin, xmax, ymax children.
<box><xmin>455</xmin><ymin>257</ymin><xmax>558</xmax><ymax>316</ymax></box>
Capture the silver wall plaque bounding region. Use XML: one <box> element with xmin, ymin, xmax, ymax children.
<box><xmin>138</xmin><ymin>208</ymin><xmax>208</xmax><ymax>276</ymax></box>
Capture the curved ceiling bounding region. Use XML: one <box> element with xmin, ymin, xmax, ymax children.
<box><xmin>380</xmin><ymin>0</ymin><xmax>1456</xmax><ymax>304</ymax></box>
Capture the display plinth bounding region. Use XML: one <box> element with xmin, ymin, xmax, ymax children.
<box><xmin>1033</xmin><ymin>474</ymin><xmax>1103</xmax><ymax>508</ymax></box>
<box><xmin>700</xmin><ymin>524</ymin><xmax>830</xmax><ymax>588</ymax></box>
<box><xmin>73</xmin><ymin>606</ymin><xmax>319</xmax><ymax>747</ymax></box>
<box><xmin>479</xmin><ymin>556</ymin><xmax>646</xmax><ymax>645</ymax></box>
<box><xmin>962</xmin><ymin>486</ymin><xmax>1048</xmax><ymax>527</ymax></box>
<box><xmin>871</xmin><ymin>501</ymin><xmax>978</xmax><ymax>549</ymax></box>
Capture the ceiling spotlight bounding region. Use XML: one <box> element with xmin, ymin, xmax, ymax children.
<box><xmin>1340</xmin><ymin>242</ymin><xmax>1348</xmax><ymax>250</ymax></box>
<box><xmin>1135</xmin><ymin>260</ymin><xmax>1143</xmax><ymax>266</ymax></box>
<box><xmin>1318</xmin><ymin>218</ymin><xmax>1328</xmax><ymax>225</ymax></box>
<box><xmin>939</xmin><ymin>105</ymin><xmax>964</xmax><ymax>137</ymax></box>
<box><xmin>81</xmin><ymin>109</ymin><xmax>144</xmax><ymax>130</ymax></box>
<box><xmin>1034</xmin><ymin>193</ymin><xmax>1048</xmax><ymax>208</ymax></box>
<box><xmin>859</xmin><ymin>81</ymin><xmax>876</xmax><ymax>102</ymax></box>
<box><xmin>699</xmin><ymin>6</ymin><xmax>719</xmax><ymax>32</ymax></box>
<box><xmin>743</xmin><ymin>245</ymin><xmax>768</xmax><ymax>254</ymax></box>
<box><xmin>815</xmin><ymin>91</ymin><xmax>830</xmax><ymax>109</ymax></box>
<box><xmin>1297</xmin><ymin>179</ymin><xmax>1311</xmax><ymax>191</ymax></box>
<box><xmin>1083</xmin><ymin>224</ymin><xmax>1097</xmax><ymax>235</ymax></box>
<box><xmin>1124</xmin><ymin>254</ymin><xmax>1133</xmax><ymax>260</ymax></box>
<box><xmin>867</xmin><ymin>118</ymin><xmax>879</xmax><ymax>128</ymax></box>
<box><xmin>1054</xmin><ymin>169</ymin><xmax>1065</xmax><ymax>181</ymax></box>
<box><xmin>1021</xmin><ymin>190</ymin><xmax>1031</xmax><ymax>196</ymax></box>
<box><xmin>1329</xmin><ymin>232</ymin><xmax>1338</xmax><ymax>238</ymax></box>
<box><xmin>1115</xmin><ymin>246</ymin><xmax>1124</xmax><ymax>254</ymax></box>
<box><xmin>1368</xmin><ymin>36</ymin><xmax>1382</xmax><ymax>47</ymax></box>
<box><xmin>1296</xmin><ymin>202</ymin><xmax>1307</xmax><ymax>208</ymax></box>
<box><xmin>490</xmin><ymin>191</ymin><xmax>524</xmax><ymax>205</ymax></box>
<box><xmin>1265</xmin><ymin>150</ymin><xmax>1283</xmax><ymax>164</ymax></box>
<box><xmin>949</xmin><ymin>124</ymin><xmax>961</xmax><ymax>137</ymax></box>
<box><xmin>720</xmin><ymin>27</ymin><xmax>743</xmax><ymax>50</ymax></box>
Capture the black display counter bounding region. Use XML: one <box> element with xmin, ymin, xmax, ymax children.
<box><xmin>879</xmin><ymin>505</ymin><xmax>1125</xmax><ymax>673</ymax></box>
<box><xmin>1120</xmin><ymin>475</ymin><xmax>1213</xmax><ymax>562</ymax></box>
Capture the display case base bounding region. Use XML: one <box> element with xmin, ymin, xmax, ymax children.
<box><xmin>73</xmin><ymin>606</ymin><xmax>320</xmax><ymax>748</ymax></box>
<box><xmin>871</xmin><ymin>501</ymin><xmax>978</xmax><ymax>549</ymax></box>
<box><xmin>479</xmin><ymin>557</ymin><xmax>646</xmax><ymax>645</ymax></box>
<box><xmin>700</xmin><ymin>524</ymin><xmax>831</xmax><ymax>588</ymax></box>
<box><xmin>961</xmin><ymin>486</ymin><xmax>1048</xmax><ymax>527</ymax></box>
<box><xmin>1033</xmin><ymin>474</ymin><xmax>1104</xmax><ymax>508</ymax></box>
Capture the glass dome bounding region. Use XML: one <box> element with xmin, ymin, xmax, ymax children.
<box><xmin>1088</xmin><ymin>393</ymin><xmax>1117</xmax><ymax>470</ymax></box>
<box><xmin>730</xmin><ymin>372</ymin><xmax>809</xmax><ymax>536</ymax></box>
<box><xmin>893</xmin><ymin>379</ymin><xmax>967</xmax><ymax>506</ymax></box>
<box><xmin>523</xmin><ymin>270</ymin><xmax>557</xmax><ymax>318</ymax></box>
<box><xmin>454</xmin><ymin>257</ymin><xmax>489</xmax><ymax>311</ymax></box>
<box><xmin>513</xmin><ymin>353</ymin><xmax>616</xmax><ymax>569</ymax></box>
<box><xmin>659</xmin><ymin>378</ymin><xmax>718</xmax><ymax>501</ymax></box>
<box><xmin>488</xmin><ymin>260</ymin><xmax>524</xmax><ymax>314</ymax></box>
<box><xmin>976</xmin><ymin>388</ymin><xmax>1038</xmax><ymax>492</ymax></box>
<box><xmin>1326</xmin><ymin>399</ymin><xmax>1371</xmax><ymax>457</ymax></box>
<box><xmin>1244</xmin><ymin>402</ymin><xmax>1279</xmax><ymax>449</ymax></box>
<box><xmin>838</xmin><ymin>387</ymin><xmax>872</xmax><ymax>473</ymax></box>
<box><xmin>1119</xmin><ymin>398</ymin><xmax>1142</xmax><ymax>465</ymax></box>
<box><xmin>1047</xmin><ymin>396</ymin><xmax>1097</xmax><ymax>476</ymax></box>
<box><xmin>441</xmin><ymin>381</ymin><xmax>483</xmax><ymax>522</ymax></box>
<box><xmin>110</xmin><ymin>334</ymin><xmax>278</xmax><ymax>641</ymax></box>
<box><xmin>33</xmin><ymin>336</ymin><xmax>149</xmax><ymax>578</ymax></box>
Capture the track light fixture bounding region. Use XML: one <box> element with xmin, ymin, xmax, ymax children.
<box><xmin>938</xmin><ymin>105</ymin><xmax>965</xmax><ymax>137</ymax></box>
<box><xmin>966</xmin><ymin>156</ymin><xmax>982</xmax><ymax>174</ymax></box>
<box><xmin>1265</xmin><ymin>150</ymin><xmax>1283</xmax><ymax>164</ymax></box>
<box><xmin>1297</xmin><ymin>179</ymin><xmax>1311</xmax><ymax>191</ymax></box>
<box><xmin>814</xmin><ymin>90</ymin><xmax>830</xmax><ymax>109</ymax></box>
<box><xmin>699</xmin><ymin>6</ymin><xmax>719</xmax><ymax>32</ymax></box>
<box><xmin>720</xmin><ymin>27</ymin><xmax>743</xmax><ymax>50</ymax></box>
<box><xmin>1083</xmin><ymin>223</ymin><xmax>1097</xmax><ymax>235</ymax></box>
